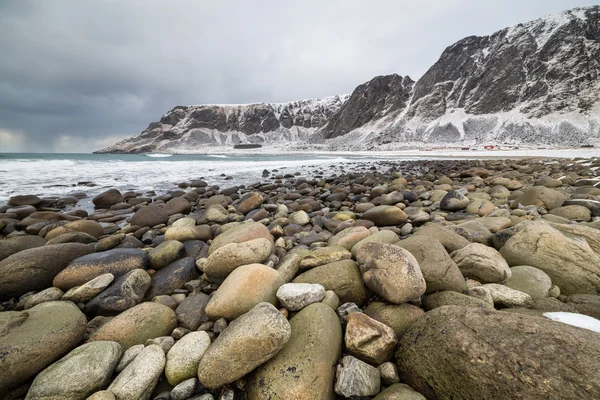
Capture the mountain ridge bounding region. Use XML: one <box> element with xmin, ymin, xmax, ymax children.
<box><xmin>97</xmin><ymin>5</ymin><xmax>600</xmax><ymax>153</ymax></box>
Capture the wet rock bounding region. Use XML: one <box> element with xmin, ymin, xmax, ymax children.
<box><xmin>247</xmin><ymin>303</ymin><xmax>342</xmax><ymax>400</ymax></box>
<box><xmin>0</xmin><ymin>235</ymin><xmax>46</xmax><ymax>261</ymax></box>
<box><xmin>148</xmin><ymin>240</ymin><xmax>184</xmax><ymax>270</ymax></box>
<box><xmin>166</xmin><ymin>331</ymin><xmax>211</xmax><ymax>386</ymax></box>
<box><xmin>88</xmin><ymin>302</ymin><xmax>177</xmax><ymax>349</ymax></box>
<box><xmin>54</xmin><ymin>248</ymin><xmax>148</xmax><ymax>291</ymax></box>
<box><xmin>293</xmin><ymin>260</ymin><xmax>368</xmax><ymax>306</ymax></box>
<box><xmin>356</xmin><ymin>243</ymin><xmax>426</xmax><ymax>304</ymax></box>
<box><xmin>145</xmin><ymin>257</ymin><xmax>198</xmax><ymax>300</ymax></box>
<box><xmin>396</xmin><ymin>306</ymin><xmax>600</xmax><ymax>399</ymax></box>
<box><xmin>334</xmin><ymin>355</ymin><xmax>381</xmax><ymax>398</ymax></box>
<box><xmin>26</xmin><ymin>341</ymin><xmax>122</xmax><ymax>400</ymax></box>
<box><xmin>276</xmin><ymin>283</ymin><xmax>326</xmax><ymax>311</ymax></box>
<box><xmin>198</xmin><ymin>302</ymin><xmax>291</xmax><ymax>389</ymax></box>
<box><xmin>93</xmin><ymin>189</ymin><xmax>124</xmax><ymax>209</ymax></box>
<box><xmin>0</xmin><ymin>243</ymin><xmax>93</xmax><ymax>298</ymax></box>
<box><xmin>0</xmin><ymin>301</ymin><xmax>87</xmax><ymax>396</ymax></box>
<box><xmin>345</xmin><ymin>312</ymin><xmax>397</xmax><ymax>365</ymax></box>
<box><xmin>203</xmin><ymin>238</ymin><xmax>273</xmax><ymax>283</ymax></box>
<box><xmin>85</xmin><ymin>269</ymin><xmax>151</xmax><ymax>315</ymax></box>
<box><xmin>362</xmin><ymin>205</ymin><xmax>408</xmax><ymax>226</ymax></box>
<box><xmin>108</xmin><ymin>344</ymin><xmax>166</xmax><ymax>400</ymax></box>
<box><xmin>130</xmin><ymin>205</ymin><xmax>169</xmax><ymax>227</ymax></box>
<box><xmin>451</xmin><ymin>243</ymin><xmax>511</xmax><ymax>284</ymax></box>
<box><xmin>175</xmin><ymin>291</ymin><xmax>210</xmax><ymax>330</ymax></box>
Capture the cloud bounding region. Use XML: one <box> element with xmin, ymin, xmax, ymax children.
<box><xmin>0</xmin><ymin>128</ymin><xmax>26</xmax><ymax>152</ymax></box>
<box><xmin>0</xmin><ymin>0</ymin><xmax>597</xmax><ymax>152</ymax></box>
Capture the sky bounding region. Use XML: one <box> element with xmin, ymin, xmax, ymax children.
<box><xmin>0</xmin><ymin>0</ymin><xmax>596</xmax><ymax>153</ymax></box>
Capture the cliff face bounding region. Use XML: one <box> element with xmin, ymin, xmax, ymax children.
<box><xmin>96</xmin><ymin>95</ymin><xmax>348</xmax><ymax>153</ymax></box>
<box><xmin>98</xmin><ymin>6</ymin><xmax>600</xmax><ymax>153</ymax></box>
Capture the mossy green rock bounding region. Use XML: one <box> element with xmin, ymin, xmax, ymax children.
<box><xmin>88</xmin><ymin>302</ymin><xmax>176</xmax><ymax>349</ymax></box>
<box><xmin>363</xmin><ymin>302</ymin><xmax>425</xmax><ymax>339</ymax></box>
<box><xmin>247</xmin><ymin>303</ymin><xmax>342</xmax><ymax>400</ymax></box>
<box><xmin>0</xmin><ymin>301</ymin><xmax>87</xmax><ymax>396</ymax></box>
<box><xmin>293</xmin><ymin>260</ymin><xmax>368</xmax><ymax>306</ymax></box>
<box><xmin>0</xmin><ymin>243</ymin><xmax>93</xmax><ymax>298</ymax></box>
<box><xmin>396</xmin><ymin>306</ymin><xmax>600</xmax><ymax>399</ymax></box>
<box><xmin>26</xmin><ymin>341</ymin><xmax>122</xmax><ymax>400</ymax></box>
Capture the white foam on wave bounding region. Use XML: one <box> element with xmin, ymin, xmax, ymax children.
<box><xmin>207</xmin><ymin>155</ymin><xmax>228</xmax><ymax>158</ymax></box>
<box><xmin>0</xmin><ymin>155</ymin><xmax>354</xmax><ymax>206</ymax></box>
<box><xmin>544</xmin><ymin>312</ymin><xmax>600</xmax><ymax>333</ymax></box>
<box><xmin>145</xmin><ymin>153</ymin><xmax>173</xmax><ymax>158</ymax></box>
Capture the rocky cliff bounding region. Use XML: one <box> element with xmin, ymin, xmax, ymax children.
<box><xmin>321</xmin><ymin>6</ymin><xmax>600</xmax><ymax>149</ymax></box>
<box><xmin>96</xmin><ymin>95</ymin><xmax>348</xmax><ymax>153</ymax></box>
<box><xmin>98</xmin><ymin>6</ymin><xmax>600</xmax><ymax>153</ymax></box>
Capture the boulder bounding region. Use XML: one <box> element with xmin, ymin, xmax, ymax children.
<box><xmin>130</xmin><ymin>205</ymin><xmax>168</xmax><ymax>227</ymax></box>
<box><xmin>500</xmin><ymin>221</ymin><xmax>600</xmax><ymax>295</ymax></box>
<box><xmin>512</xmin><ymin>187</ymin><xmax>566</xmax><ymax>210</ymax></box>
<box><xmin>440</xmin><ymin>190</ymin><xmax>470</xmax><ymax>211</ymax></box>
<box><xmin>93</xmin><ymin>189</ymin><xmax>123</xmax><ymax>209</ymax></box>
<box><xmin>236</xmin><ymin>192</ymin><xmax>264</xmax><ymax>214</ymax></box>
<box><xmin>373</xmin><ymin>383</ymin><xmax>426</xmax><ymax>400</ymax></box>
<box><xmin>8</xmin><ymin>194</ymin><xmax>41</xmax><ymax>207</ymax></box>
<box><xmin>565</xmin><ymin>294</ymin><xmax>600</xmax><ymax>319</ymax></box>
<box><xmin>62</xmin><ymin>273</ymin><xmax>115</xmax><ymax>303</ymax></box>
<box><xmin>208</xmin><ymin>222</ymin><xmax>273</xmax><ymax>255</ymax></box>
<box><xmin>84</xmin><ymin>269</ymin><xmax>151</xmax><ymax>316</ymax></box>
<box><xmin>363</xmin><ymin>302</ymin><xmax>425</xmax><ymax>339</ymax></box>
<box><xmin>203</xmin><ymin>238</ymin><xmax>273</xmax><ymax>283</ymax></box>
<box><xmin>0</xmin><ymin>243</ymin><xmax>93</xmax><ymax>298</ymax></box>
<box><xmin>297</xmin><ymin>246</ymin><xmax>352</xmax><ymax>269</ymax></box>
<box><xmin>88</xmin><ymin>302</ymin><xmax>177</xmax><ymax>349</ymax></box>
<box><xmin>175</xmin><ymin>292</ymin><xmax>210</xmax><ymax>330</ymax></box>
<box><xmin>144</xmin><ymin>257</ymin><xmax>198</xmax><ymax>300</ymax></box>
<box><xmin>351</xmin><ymin>229</ymin><xmax>399</xmax><ymax>258</ymax></box>
<box><xmin>0</xmin><ymin>235</ymin><xmax>46</xmax><ymax>261</ymax></box>
<box><xmin>205</xmin><ymin>263</ymin><xmax>284</xmax><ymax>320</ymax></box>
<box><xmin>164</xmin><ymin>197</ymin><xmax>191</xmax><ymax>216</ymax></box>
<box><xmin>54</xmin><ymin>248</ymin><xmax>148</xmax><ymax>291</ymax></box>
<box><xmin>328</xmin><ymin>226</ymin><xmax>371</xmax><ymax>250</ymax></box>
<box><xmin>505</xmin><ymin>265</ymin><xmax>552</xmax><ymax>298</ymax></box>
<box><xmin>423</xmin><ymin>291</ymin><xmax>493</xmax><ymax>311</ymax></box>
<box><xmin>26</xmin><ymin>341</ymin><xmax>122</xmax><ymax>400</ymax></box>
<box><xmin>549</xmin><ymin>205</ymin><xmax>592</xmax><ymax>221</ymax></box>
<box><xmin>397</xmin><ymin>236</ymin><xmax>466</xmax><ymax>293</ymax></box>
<box><xmin>198</xmin><ymin>303</ymin><xmax>291</xmax><ymax>389</ymax></box>
<box><xmin>334</xmin><ymin>355</ymin><xmax>381</xmax><ymax>398</ymax></box>
<box><xmin>413</xmin><ymin>224</ymin><xmax>470</xmax><ymax>253</ymax></box>
<box><xmin>293</xmin><ymin>260</ymin><xmax>368</xmax><ymax>306</ymax></box>
<box><xmin>276</xmin><ymin>283</ymin><xmax>326</xmax><ymax>311</ymax></box>
<box><xmin>247</xmin><ymin>303</ymin><xmax>342</xmax><ymax>400</ymax></box>
<box><xmin>164</xmin><ymin>225</ymin><xmax>212</xmax><ymax>242</ymax></box>
<box><xmin>396</xmin><ymin>306</ymin><xmax>600</xmax><ymax>399</ymax></box>
<box><xmin>0</xmin><ymin>301</ymin><xmax>87</xmax><ymax>396</ymax></box>
<box><xmin>148</xmin><ymin>240</ymin><xmax>184</xmax><ymax>270</ymax></box>
<box><xmin>108</xmin><ymin>344</ymin><xmax>166</xmax><ymax>400</ymax></box>
<box><xmin>166</xmin><ymin>331</ymin><xmax>211</xmax><ymax>386</ymax></box>
<box><xmin>361</xmin><ymin>205</ymin><xmax>408</xmax><ymax>226</ymax></box>
<box><xmin>356</xmin><ymin>243</ymin><xmax>426</xmax><ymax>304</ymax></box>
<box><xmin>345</xmin><ymin>312</ymin><xmax>397</xmax><ymax>365</ymax></box>
<box><xmin>451</xmin><ymin>243</ymin><xmax>511</xmax><ymax>284</ymax></box>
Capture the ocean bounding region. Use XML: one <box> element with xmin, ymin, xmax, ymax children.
<box><xmin>0</xmin><ymin>153</ymin><xmax>368</xmax><ymax>209</ymax></box>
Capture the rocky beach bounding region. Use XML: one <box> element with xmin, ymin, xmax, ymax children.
<box><xmin>1</xmin><ymin>155</ymin><xmax>600</xmax><ymax>399</ymax></box>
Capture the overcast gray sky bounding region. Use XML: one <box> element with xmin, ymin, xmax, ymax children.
<box><xmin>0</xmin><ymin>0</ymin><xmax>595</xmax><ymax>152</ymax></box>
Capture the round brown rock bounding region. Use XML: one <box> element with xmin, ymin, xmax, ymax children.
<box><xmin>130</xmin><ymin>205</ymin><xmax>169</xmax><ymax>227</ymax></box>
<box><xmin>362</xmin><ymin>205</ymin><xmax>408</xmax><ymax>226</ymax></box>
<box><xmin>87</xmin><ymin>302</ymin><xmax>177</xmax><ymax>350</ymax></box>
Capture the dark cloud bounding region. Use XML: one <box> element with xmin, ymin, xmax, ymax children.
<box><xmin>0</xmin><ymin>0</ymin><xmax>596</xmax><ymax>152</ymax></box>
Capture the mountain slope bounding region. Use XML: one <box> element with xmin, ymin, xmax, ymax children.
<box><xmin>96</xmin><ymin>95</ymin><xmax>348</xmax><ymax>153</ymax></box>
<box><xmin>97</xmin><ymin>6</ymin><xmax>600</xmax><ymax>153</ymax></box>
<box><xmin>325</xmin><ymin>5</ymin><xmax>600</xmax><ymax>149</ymax></box>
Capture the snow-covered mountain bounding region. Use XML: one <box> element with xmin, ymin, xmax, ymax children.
<box><xmin>320</xmin><ymin>6</ymin><xmax>600</xmax><ymax>149</ymax></box>
<box><xmin>96</xmin><ymin>95</ymin><xmax>348</xmax><ymax>153</ymax></box>
<box><xmin>97</xmin><ymin>6</ymin><xmax>600</xmax><ymax>153</ymax></box>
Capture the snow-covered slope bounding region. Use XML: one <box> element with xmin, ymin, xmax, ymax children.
<box><xmin>96</xmin><ymin>95</ymin><xmax>348</xmax><ymax>153</ymax></box>
<box><xmin>322</xmin><ymin>6</ymin><xmax>600</xmax><ymax>150</ymax></box>
<box><xmin>98</xmin><ymin>6</ymin><xmax>600</xmax><ymax>153</ymax></box>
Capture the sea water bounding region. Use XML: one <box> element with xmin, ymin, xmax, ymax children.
<box><xmin>0</xmin><ymin>153</ymin><xmax>361</xmax><ymax>207</ymax></box>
